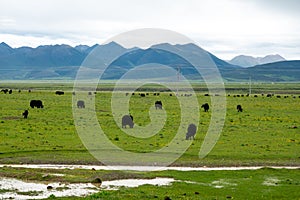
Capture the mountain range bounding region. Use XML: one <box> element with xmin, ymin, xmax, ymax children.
<box><xmin>0</xmin><ymin>42</ymin><xmax>299</xmax><ymax>82</ymax></box>
<box><xmin>228</xmin><ymin>54</ymin><xmax>286</xmax><ymax>67</ymax></box>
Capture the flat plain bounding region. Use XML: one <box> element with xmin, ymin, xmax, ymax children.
<box><xmin>0</xmin><ymin>82</ymin><xmax>299</xmax><ymax>199</ymax></box>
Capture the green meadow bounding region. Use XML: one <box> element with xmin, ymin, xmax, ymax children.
<box><xmin>0</xmin><ymin>82</ymin><xmax>300</xmax><ymax>199</ymax></box>
<box><xmin>0</xmin><ymin>82</ymin><xmax>299</xmax><ymax>166</ymax></box>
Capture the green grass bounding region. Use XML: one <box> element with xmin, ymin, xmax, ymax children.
<box><xmin>0</xmin><ymin>83</ymin><xmax>299</xmax><ymax>166</ymax></box>
<box><xmin>0</xmin><ymin>82</ymin><xmax>300</xmax><ymax>199</ymax></box>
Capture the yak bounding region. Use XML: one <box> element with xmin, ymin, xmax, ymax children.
<box><xmin>30</xmin><ymin>100</ymin><xmax>44</xmax><ymax>108</ymax></box>
<box><xmin>155</xmin><ymin>101</ymin><xmax>163</xmax><ymax>109</ymax></box>
<box><xmin>237</xmin><ymin>104</ymin><xmax>243</xmax><ymax>112</ymax></box>
<box><xmin>201</xmin><ymin>103</ymin><xmax>209</xmax><ymax>112</ymax></box>
<box><xmin>1</xmin><ymin>89</ymin><xmax>8</xmax><ymax>94</ymax></box>
<box><xmin>122</xmin><ymin>114</ymin><xmax>134</xmax><ymax>128</ymax></box>
<box><xmin>55</xmin><ymin>91</ymin><xmax>64</xmax><ymax>95</ymax></box>
<box><xmin>22</xmin><ymin>110</ymin><xmax>29</xmax><ymax>119</ymax></box>
<box><xmin>77</xmin><ymin>100</ymin><xmax>85</xmax><ymax>108</ymax></box>
<box><xmin>186</xmin><ymin>123</ymin><xmax>197</xmax><ymax>140</ymax></box>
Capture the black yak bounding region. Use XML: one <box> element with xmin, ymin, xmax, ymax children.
<box><xmin>22</xmin><ymin>110</ymin><xmax>29</xmax><ymax>119</ymax></box>
<box><xmin>201</xmin><ymin>103</ymin><xmax>209</xmax><ymax>112</ymax></box>
<box><xmin>122</xmin><ymin>115</ymin><xmax>134</xmax><ymax>128</ymax></box>
<box><xmin>55</xmin><ymin>91</ymin><xmax>64</xmax><ymax>95</ymax></box>
<box><xmin>77</xmin><ymin>100</ymin><xmax>85</xmax><ymax>108</ymax></box>
<box><xmin>30</xmin><ymin>100</ymin><xmax>44</xmax><ymax>108</ymax></box>
<box><xmin>155</xmin><ymin>101</ymin><xmax>163</xmax><ymax>109</ymax></box>
<box><xmin>1</xmin><ymin>89</ymin><xmax>8</xmax><ymax>94</ymax></box>
<box><xmin>186</xmin><ymin>123</ymin><xmax>197</xmax><ymax>140</ymax></box>
<box><xmin>237</xmin><ymin>105</ymin><xmax>243</xmax><ymax>112</ymax></box>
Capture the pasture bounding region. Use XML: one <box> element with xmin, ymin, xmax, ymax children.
<box><xmin>0</xmin><ymin>82</ymin><xmax>299</xmax><ymax>166</ymax></box>
<box><xmin>0</xmin><ymin>82</ymin><xmax>299</xmax><ymax>199</ymax></box>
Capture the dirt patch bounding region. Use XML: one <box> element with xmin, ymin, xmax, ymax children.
<box><xmin>2</xmin><ymin>116</ymin><xmax>21</xmax><ymax>120</ymax></box>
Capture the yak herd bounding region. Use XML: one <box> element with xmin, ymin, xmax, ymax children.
<box><xmin>74</xmin><ymin>92</ymin><xmax>246</xmax><ymax>140</ymax></box>
<box><xmin>5</xmin><ymin>88</ymin><xmax>287</xmax><ymax>140</ymax></box>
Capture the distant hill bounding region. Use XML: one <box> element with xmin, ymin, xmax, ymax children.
<box><xmin>0</xmin><ymin>41</ymin><xmax>299</xmax><ymax>82</ymax></box>
<box><xmin>223</xmin><ymin>60</ymin><xmax>300</xmax><ymax>82</ymax></box>
<box><xmin>0</xmin><ymin>42</ymin><xmax>85</xmax><ymax>68</ymax></box>
<box><xmin>102</xmin><ymin>43</ymin><xmax>240</xmax><ymax>80</ymax></box>
<box><xmin>229</xmin><ymin>54</ymin><xmax>285</xmax><ymax>67</ymax></box>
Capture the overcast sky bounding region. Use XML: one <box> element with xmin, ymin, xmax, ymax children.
<box><xmin>0</xmin><ymin>0</ymin><xmax>299</xmax><ymax>60</ymax></box>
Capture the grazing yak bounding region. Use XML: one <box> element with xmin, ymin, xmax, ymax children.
<box><xmin>201</xmin><ymin>103</ymin><xmax>209</xmax><ymax>112</ymax></box>
<box><xmin>30</xmin><ymin>100</ymin><xmax>44</xmax><ymax>108</ymax></box>
<box><xmin>122</xmin><ymin>114</ymin><xmax>134</xmax><ymax>128</ymax></box>
<box><xmin>55</xmin><ymin>91</ymin><xmax>64</xmax><ymax>95</ymax></box>
<box><xmin>77</xmin><ymin>100</ymin><xmax>85</xmax><ymax>108</ymax></box>
<box><xmin>22</xmin><ymin>110</ymin><xmax>29</xmax><ymax>119</ymax></box>
<box><xmin>140</xmin><ymin>93</ymin><xmax>145</xmax><ymax>97</ymax></box>
<box><xmin>186</xmin><ymin>123</ymin><xmax>197</xmax><ymax>140</ymax></box>
<box><xmin>1</xmin><ymin>89</ymin><xmax>8</xmax><ymax>94</ymax></box>
<box><xmin>237</xmin><ymin>105</ymin><xmax>243</xmax><ymax>112</ymax></box>
<box><xmin>155</xmin><ymin>101</ymin><xmax>163</xmax><ymax>109</ymax></box>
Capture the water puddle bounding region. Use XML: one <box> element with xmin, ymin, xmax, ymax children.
<box><xmin>0</xmin><ymin>177</ymin><xmax>98</xmax><ymax>199</ymax></box>
<box><xmin>0</xmin><ymin>177</ymin><xmax>175</xmax><ymax>199</ymax></box>
<box><xmin>262</xmin><ymin>177</ymin><xmax>280</xmax><ymax>186</ymax></box>
<box><xmin>102</xmin><ymin>177</ymin><xmax>174</xmax><ymax>190</ymax></box>
<box><xmin>211</xmin><ymin>179</ymin><xmax>237</xmax><ymax>188</ymax></box>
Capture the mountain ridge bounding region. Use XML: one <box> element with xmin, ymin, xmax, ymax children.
<box><xmin>229</xmin><ymin>54</ymin><xmax>286</xmax><ymax>67</ymax></box>
<box><xmin>0</xmin><ymin>42</ymin><xmax>299</xmax><ymax>82</ymax></box>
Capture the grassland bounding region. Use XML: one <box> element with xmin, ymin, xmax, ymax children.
<box><xmin>0</xmin><ymin>82</ymin><xmax>299</xmax><ymax>199</ymax></box>
<box><xmin>0</xmin><ymin>82</ymin><xmax>299</xmax><ymax>166</ymax></box>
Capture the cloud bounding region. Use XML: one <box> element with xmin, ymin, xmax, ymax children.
<box><xmin>249</xmin><ymin>0</ymin><xmax>300</xmax><ymax>16</ymax></box>
<box><xmin>0</xmin><ymin>0</ymin><xmax>299</xmax><ymax>59</ymax></box>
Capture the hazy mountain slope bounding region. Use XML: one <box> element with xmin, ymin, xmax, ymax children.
<box><xmin>229</xmin><ymin>54</ymin><xmax>285</xmax><ymax>67</ymax></box>
<box><xmin>0</xmin><ymin>41</ymin><xmax>299</xmax><ymax>81</ymax></box>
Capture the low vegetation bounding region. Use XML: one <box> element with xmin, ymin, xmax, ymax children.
<box><xmin>0</xmin><ymin>82</ymin><xmax>299</xmax><ymax>199</ymax></box>
<box><xmin>0</xmin><ymin>82</ymin><xmax>299</xmax><ymax>166</ymax></box>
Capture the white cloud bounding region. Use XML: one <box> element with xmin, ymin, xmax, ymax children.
<box><xmin>0</xmin><ymin>0</ymin><xmax>299</xmax><ymax>59</ymax></box>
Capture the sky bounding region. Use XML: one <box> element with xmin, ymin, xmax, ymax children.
<box><xmin>0</xmin><ymin>0</ymin><xmax>299</xmax><ymax>60</ymax></box>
